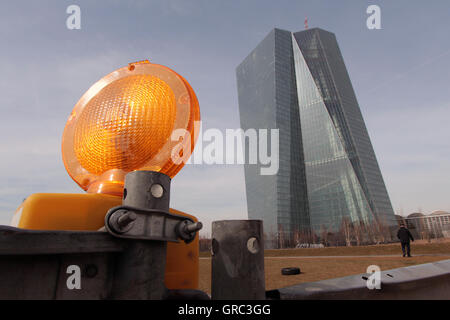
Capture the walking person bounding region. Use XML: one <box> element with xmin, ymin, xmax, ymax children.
<box><xmin>397</xmin><ymin>224</ymin><xmax>414</xmax><ymax>257</ymax></box>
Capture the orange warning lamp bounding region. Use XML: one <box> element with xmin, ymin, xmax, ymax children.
<box><xmin>13</xmin><ymin>60</ymin><xmax>201</xmax><ymax>290</ymax></box>
<box><xmin>62</xmin><ymin>60</ymin><xmax>200</xmax><ymax>196</ymax></box>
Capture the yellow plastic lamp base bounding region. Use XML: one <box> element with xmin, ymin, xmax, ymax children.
<box><xmin>11</xmin><ymin>193</ymin><xmax>199</xmax><ymax>290</ymax></box>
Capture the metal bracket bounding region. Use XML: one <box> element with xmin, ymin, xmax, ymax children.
<box><xmin>104</xmin><ymin>170</ymin><xmax>202</xmax><ymax>243</ymax></box>
<box><xmin>105</xmin><ymin>205</ymin><xmax>202</xmax><ymax>243</ymax></box>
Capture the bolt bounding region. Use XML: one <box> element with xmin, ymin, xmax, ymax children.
<box><xmin>150</xmin><ymin>184</ymin><xmax>164</xmax><ymax>198</ymax></box>
<box><xmin>176</xmin><ymin>220</ymin><xmax>203</xmax><ymax>243</ymax></box>
<box><xmin>184</xmin><ymin>221</ymin><xmax>203</xmax><ymax>233</ymax></box>
<box><xmin>117</xmin><ymin>211</ymin><xmax>137</xmax><ymax>229</ymax></box>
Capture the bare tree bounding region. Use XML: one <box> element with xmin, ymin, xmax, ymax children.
<box><xmin>340</xmin><ymin>217</ymin><xmax>353</xmax><ymax>246</ymax></box>
<box><xmin>353</xmin><ymin>221</ymin><xmax>363</xmax><ymax>246</ymax></box>
<box><xmin>377</xmin><ymin>218</ymin><xmax>388</xmax><ymax>243</ymax></box>
<box><xmin>292</xmin><ymin>228</ymin><xmax>312</xmax><ymax>247</ymax></box>
<box><xmin>277</xmin><ymin>224</ymin><xmax>286</xmax><ymax>249</ymax></box>
<box><xmin>199</xmin><ymin>235</ymin><xmax>211</xmax><ymax>252</ymax></box>
<box><xmin>366</xmin><ymin>220</ymin><xmax>377</xmax><ymax>244</ymax></box>
<box><xmin>320</xmin><ymin>224</ymin><xmax>331</xmax><ymax>247</ymax></box>
<box><xmin>368</xmin><ymin>217</ymin><xmax>390</xmax><ymax>244</ymax></box>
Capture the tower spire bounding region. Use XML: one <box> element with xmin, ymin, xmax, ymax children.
<box><xmin>304</xmin><ymin>16</ymin><xmax>308</xmax><ymax>29</ymax></box>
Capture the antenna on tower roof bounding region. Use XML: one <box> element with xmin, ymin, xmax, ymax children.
<box><xmin>304</xmin><ymin>16</ymin><xmax>308</xmax><ymax>29</ymax></box>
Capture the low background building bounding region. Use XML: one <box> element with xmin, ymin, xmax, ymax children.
<box><xmin>396</xmin><ymin>211</ymin><xmax>450</xmax><ymax>240</ymax></box>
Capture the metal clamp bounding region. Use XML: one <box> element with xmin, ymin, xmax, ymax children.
<box><xmin>104</xmin><ymin>170</ymin><xmax>202</xmax><ymax>244</ymax></box>
<box><xmin>105</xmin><ymin>205</ymin><xmax>202</xmax><ymax>243</ymax></box>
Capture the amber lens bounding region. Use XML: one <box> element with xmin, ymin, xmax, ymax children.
<box><xmin>62</xmin><ymin>61</ymin><xmax>200</xmax><ymax>195</ymax></box>
<box><xmin>73</xmin><ymin>74</ymin><xmax>177</xmax><ymax>174</ymax></box>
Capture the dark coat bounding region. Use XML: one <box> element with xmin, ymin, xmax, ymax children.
<box><xmin>397</xmin><ymin>227</ymin><xmax>414</xmax><ymax>243</ymax></box>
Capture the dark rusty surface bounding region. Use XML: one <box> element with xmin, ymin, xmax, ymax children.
<box><xmin>0</xmin><ymin>228</ymin><xmax>121</xmax><ymax>300</ymax></box>
<box><xmin>0</xmin><ymin>254</ymin><xmax>60</xmax><ymax>299</ymax></box>
<box><xmin>55</xmin><ymin>253</ymin><xmax>115</xmax><ymax>299</ymax></box>
<box><xmin>0</xmin><ymin>227</ymin><xmax>175</xmax><ymax>299</ymax></box>
<box><xmin>0</xmin><ymin>226</ymin><xmax>125</xmax><ymax>255</ymax></box>
<box><xmin>0</xmin><ymin>226</ymin><xmax>197</xmax><ymax>299</ymax></box>
<box><xmin>110</xmin><ymin>240</ymin><xmax>168</xmax><ymax>300</ymax></box>
<box><xmin>0</xmin><ymin>171</ymin><xmax>181</xmax><ymax>299</ymax></box>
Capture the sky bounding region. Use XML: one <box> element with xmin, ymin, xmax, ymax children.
<box><xmin>0</xmin><ymin>0</ymin><xmax>449</xmax><ymax>233</ymax></box>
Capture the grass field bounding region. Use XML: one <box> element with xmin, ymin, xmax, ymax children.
<box><xmin>198</xmin><ymin>240</ymin><xmax>450</xmax><ymax>294</ymax></box>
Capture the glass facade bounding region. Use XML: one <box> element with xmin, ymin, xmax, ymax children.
<box><xmin>236</xmin><ymin>30</ymin><xmax>279</xmax><ymax>244</ymax></box>
<box><xmin>293</xmin><ymin>29</ymin><xmax>396</xmax><ymax>228</ymax></box>
<box><xmin>292</xmin><ymin>35</ymin><xmax>373</xmax><ymax>233</ymax></box>
<box><xmin>237</xmin><ymin>29</ymin><xmax>310</xmax><ymax>247</ymax></box>
<box><xmin>237</xmin><ymin>27</ymin><xmax>396</xmax><ymax>246</ymax></box>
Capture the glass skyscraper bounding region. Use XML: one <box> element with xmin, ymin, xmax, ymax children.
<box><xmin>237</xmin><ymin>28</ymin><xmax>396</xmax><ymax>247</ymax></box>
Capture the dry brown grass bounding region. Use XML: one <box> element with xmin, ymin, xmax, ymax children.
<box><xmin>199</xmin><ymin>239</ymin><xmax>450</xmax><ymax>258</ymax></box>
<box><xmin>265</xmin><ymin>240</ymin><xmax>450</xmax><ymax>257</ymax></box>
<box><xmin>198</xmin><ymin>240</ymin><xmax>450</xmax><ymax>294</ymax></box>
